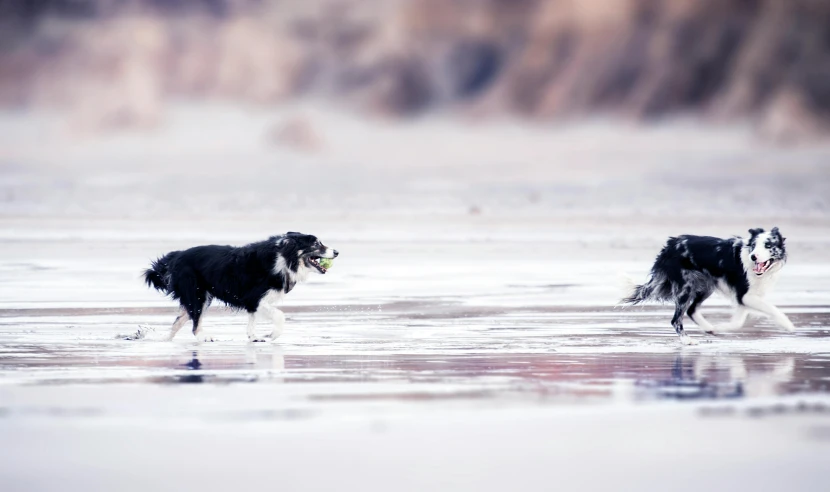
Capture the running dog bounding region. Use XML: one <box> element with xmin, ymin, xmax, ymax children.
<box><xmin>144</xmin><ymin>232</ymin><xmax>338</xmax><ymax>342</ymax></box>
<box><xmin>621</xmin><ymin>227</ymin><xmax>793</xmax><ymax>344</ymax></box>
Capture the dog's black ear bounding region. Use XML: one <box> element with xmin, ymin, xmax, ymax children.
<box><xmin>276</xmin><ymin>235</ymin><xmax>298</xmax><ymax>254</ymax></box>
<box><xmin>772</xmin><ymin>226</ymin><xmax>785</xmax><ymax>244</ymax></box>
<box><xmin>748</xmin><ymin>228</ymin><xmax>764</xmax><ymax>237</ymax></box>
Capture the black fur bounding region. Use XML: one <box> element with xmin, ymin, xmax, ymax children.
<box><xmin>622</xmin><ymin>227</ymin><xmax>788</xmax><ymax>341</ymax></box>
<box><xmin>144</xmin><ymin>232</ymin><xmax>336</xmax><ymax>338</ymax></box>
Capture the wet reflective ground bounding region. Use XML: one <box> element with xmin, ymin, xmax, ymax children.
<box><xmin>2</xmin><ymin>308</ymin><xmax>830</xmax><ymax>404</ymax></box>
<box><xmin>1</xmin><ymin>222</ymin><xmax>830</xmax><ymax>491</ymax></box>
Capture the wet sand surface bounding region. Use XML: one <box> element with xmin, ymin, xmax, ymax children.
<box><xmin>1</xmin><ymin>218</ymin><xmax>830</xmax><ymax>491</ymax></box>
<box><xmin>2</xmin><ymin>109</ymin><xmax>830</xmax><ymax>490</ymax></box>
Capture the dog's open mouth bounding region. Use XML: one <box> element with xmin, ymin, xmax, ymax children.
<box><xmin>753</xmin><ymin>259</ymin><xmax>773</xmax><ymax>275</ymax></box>
<box><xmin>306</xmin><ymin>256</ymin><xmax>327</xmax><ymax>274</ymax></box>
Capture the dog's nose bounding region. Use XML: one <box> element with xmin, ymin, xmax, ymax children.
<box><xmin>333</xmin><ymin>250</ymin><xmax>339</xmax><ymax>257</ymax></box>
<box><xmin>750</xmin><ymin>254</ymin><xmax>757</xmax><ymax>262</ymax></box>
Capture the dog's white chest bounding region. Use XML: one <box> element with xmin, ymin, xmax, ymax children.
<box><xmin>746</xmin><ymin>270</ymin><xmax>780</xmax><ymax>297</ymax></box>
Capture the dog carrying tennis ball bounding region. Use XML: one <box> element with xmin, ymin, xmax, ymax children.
<box><xmin>318</xmin><ymin>257</ymin><xmax>334</xmax><ymax>270</ymax></box>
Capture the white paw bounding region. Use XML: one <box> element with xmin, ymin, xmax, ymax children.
<box><xmin>196</xmin><ymin>335</ymin><xmax>215</xmax><ymax>343</ymax></box>
<box><xmin>777</xmin><ymin>315</ymin><xmax>795</xmax><ymax>332</ymax></box>
<box><xmin>680</xmin><ymin>335</ymin><xmax>699</xmax><ymax>346</ymax></box>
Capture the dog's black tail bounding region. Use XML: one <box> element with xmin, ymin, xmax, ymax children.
<box><xmin>620</xmin><ymin>281</ymin><xmax>653</xmax><ymax>305</ymax></box>
<box><xmin>619</xmin><ymin>272</ymin><xmax>669</xmax><ymax>305</ymax></box>
<box><xmin>143</xmin><ymin>252</ymin><xmax>178</xmax><ymax>293</ymax></box>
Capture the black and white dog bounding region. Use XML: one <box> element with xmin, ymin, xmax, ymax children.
<box><xmin>144</xmin><ymin>232</ymin><xmax>338</xmax><ymax>342</ymax></box>
<box><xmin>621</xmin><ymin>227</ymin><xmax>793</xmax><ymax>345</ymax></box>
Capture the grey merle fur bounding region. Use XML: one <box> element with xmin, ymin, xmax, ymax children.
<box><xmin>622</xmin><ymin>227</ymin><xmax>787</xmax><ymax>341</ymax></box>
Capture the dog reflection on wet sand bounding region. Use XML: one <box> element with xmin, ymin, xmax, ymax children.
<box><xmin>632</xmin><ymin>354</ymin><xmax>796</xmax><ymax>400</ymax></box>
<box><xmin>172</xmin><ymin>347</ymin><xmax>286</xmax><ymax>384</ymax></box>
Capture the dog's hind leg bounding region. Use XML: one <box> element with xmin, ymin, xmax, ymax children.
<box><xmin>176</xmin><ymin>275</ymin><xmax>212</xmax><ymax>341</ymax></box>
<box><xmin>166</xmin><ymin>308</ymin><xmax>190</xmax><ymax>341</ymax></box>
<box><xmin>192</xmin><ymin>310</ymin><xmax>212</xmax><ymax>342</ymax></box>
<box><xmin>188</xmin><ymin>296</ymin><xmax>212</xmax><ymax>342</ymax></box>
<box><xmin>672</xmin><ymin>289</ymin><xmax>698</xmax><ymax>345</ymax></box>
<box><xmin>687</xmin><ymin>292</ymin><xmax>716</xmax><ymax>335</ymax></box>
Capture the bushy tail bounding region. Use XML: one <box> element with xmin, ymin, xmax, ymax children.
<box><xmin>143</xmin><ymin>253</ymin><xmax>177</xmax><ymax>293</ymax></box>
<box><xmin>618</xmin><ymin>272</ymin><xmax>661</xmax><ymax>306</ymax></box>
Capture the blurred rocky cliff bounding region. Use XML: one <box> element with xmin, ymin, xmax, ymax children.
<box><xmin>1</xmin><ymin>0</ymin><xmax>829</xmax><ymax>140</ymax></box>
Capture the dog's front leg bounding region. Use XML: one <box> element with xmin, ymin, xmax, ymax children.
<box><xmin>715</xmin><ymin>306</ymin><xmax>749</xmax><ymax>332</ymax></box>
<box><xmin>246</xmin><ymin>313</ymin><xmax>257</xmax><ymax>340</ymax></box>
<box><xmin>247</xmin><ymin>313</ymin><xmax>269</xmax><ymax>342</ymax></box>
<box><xmin>268</xmin><ymin>308</ymin><xmax>285</xmax><ymax>341</ymax></box>
<box><xmin>256</xmin><ymin>301</ymin><xmax>285</xmax><ymax>341</ymax></box>
<box><xmin>741</xmin><ymin>295</ymin><xmax>795</xmax><ymax>332</ymax></box>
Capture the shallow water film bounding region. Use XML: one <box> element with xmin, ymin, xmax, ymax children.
<box><xmin>2</xmin><ymin>216</ymin><xmax>830</xmax><ymax>491</ymax></box>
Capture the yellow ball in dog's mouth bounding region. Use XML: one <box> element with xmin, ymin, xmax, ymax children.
<box><xmin>318</xmin><ymin>257</ymin><xmax>334</xmax><ymax>270</ymax></box>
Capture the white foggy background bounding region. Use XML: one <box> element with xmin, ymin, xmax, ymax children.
<box><xmin>1</xmin><ymin>0</ymin><xmax>829</xmax><ymax>226</ymax></box>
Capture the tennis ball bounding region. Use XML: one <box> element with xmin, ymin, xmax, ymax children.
<box><xmin>318</xmin><ymin>257</ymin><xmax>334</xmax><ymax>269</ymax></box>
